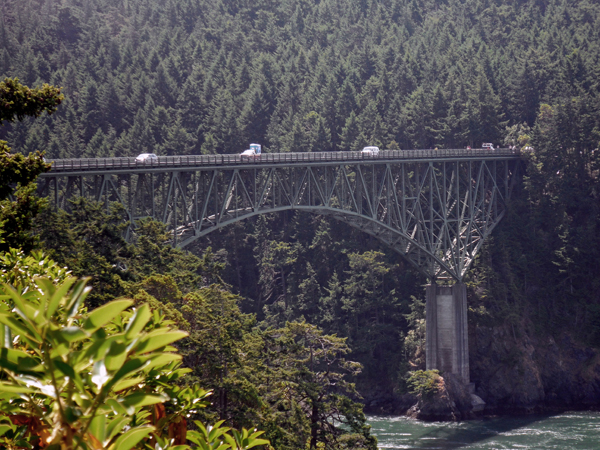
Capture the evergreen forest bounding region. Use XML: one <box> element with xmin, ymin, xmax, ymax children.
<box><xmin>1</xmin><ymin>0</ymin><xmax>600</xmax><ymax>448</ymax></box>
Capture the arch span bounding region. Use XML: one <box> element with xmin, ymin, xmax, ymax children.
<box><xmin>167</xmin><ymin>159</ymin><xmax>519</xmax><ymax>281</ymax></box>
<box><xmin>178</xmin><ymin>205</ymin><xmax>455</xmax><ymax>279</ymax></box>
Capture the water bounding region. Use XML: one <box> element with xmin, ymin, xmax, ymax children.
<box><xmin>367</xmin><ymin>412</ymin><xmax>600</xmax><ymax>449</ymax></box>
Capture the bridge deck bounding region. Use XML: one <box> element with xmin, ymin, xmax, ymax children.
<box><xmin>43</xmin><ymin>148</ymin><xmax>521</xmax><ymax>175</ymax></box>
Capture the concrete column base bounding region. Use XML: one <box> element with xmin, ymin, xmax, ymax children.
<box><xmin>425</xmin><ymin>283</ymin><xmax>469</xmax><ymax>383</ymax></box>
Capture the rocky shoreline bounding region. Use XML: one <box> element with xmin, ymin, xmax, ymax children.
<box><xmin>363</xmin><ymin>324</ymin><xmax>600</xmax><ymax>421</ymax></box>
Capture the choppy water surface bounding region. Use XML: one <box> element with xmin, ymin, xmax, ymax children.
<box><xmin>367</xmin><ymin>412</ymin><xmax>600</xmax><ymax>449</ymax></box>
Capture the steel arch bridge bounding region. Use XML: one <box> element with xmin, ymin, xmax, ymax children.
<box><xmin>38</xmin><ymin>148</ymin><xmax>523</xmax><ymax>281</ymax></box>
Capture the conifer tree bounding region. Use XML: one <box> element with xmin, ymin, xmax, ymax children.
<box><xmin>0</xmin><ymin>78</ymin><xmax>61</xmax><ymax>251</ymax></box>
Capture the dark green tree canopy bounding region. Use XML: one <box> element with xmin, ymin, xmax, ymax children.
<box><xmin>3</xmin><ymin>0</ymin><xmax>599</xmax><ymax>156</ymax></box>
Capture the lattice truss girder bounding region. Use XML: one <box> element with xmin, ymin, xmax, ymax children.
<box><xmin>39</xmin><ymin>159</ymin><xmax>517</xmax><ymax>280</ymax></box>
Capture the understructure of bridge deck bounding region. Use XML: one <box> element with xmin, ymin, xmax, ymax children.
<box><xmin>38</xmin><ymin>148</ymin><xmax>522</xmax><ymax>281</ymax></box>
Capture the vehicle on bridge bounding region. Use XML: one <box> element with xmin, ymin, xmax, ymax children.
<box><xmin>240</xmin><ymin>143</ymin><xmax>261</xmax><ymax>161</ymax></box>
<box><xmin>135</xmin><ymin>153</ymin><xmax>158</xmax><ymax>163</ymax></box>
<box><xmin>482</xmin><ymin>143</ymin><xmax>495</xmax><ymax>151</ymax></box>
<box><xmin>361</xmin><ymin>146</ymin><xmax>379</xmax><ymax>156</ymax></box>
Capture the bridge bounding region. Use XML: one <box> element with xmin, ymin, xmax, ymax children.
<box><xmin>39</xmin><ymin>148</ymin><xmax>524</xmax><ymax>382</ymax></box>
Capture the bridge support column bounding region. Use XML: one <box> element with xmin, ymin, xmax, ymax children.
<box><xmin>425</xmin><ymin>283</ymin><xmax>469</xmax><ymax>383</ymax></box>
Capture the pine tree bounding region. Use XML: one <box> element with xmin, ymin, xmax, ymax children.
<box><xmin>339</xmin><ymin>111</ymin><xmax>360</xmax><ymax>151</ymax></box>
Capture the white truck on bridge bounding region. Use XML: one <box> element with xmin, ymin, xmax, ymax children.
<box><xmin>240</xmin><ymin>143</ymin><xmax>261</xmax><ymax>161</ymax></box>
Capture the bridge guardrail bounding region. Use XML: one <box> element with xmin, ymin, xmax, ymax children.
<box><xmin>45</xmin><ymin>148</ymin><xmax>521</xmax><ymax>173</ymax></box>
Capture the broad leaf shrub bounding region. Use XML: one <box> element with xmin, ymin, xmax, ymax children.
<box><xmin>0</xmin><ymin>263</ymin><xmax>269</xmax><ymax>450</ymax></box>
<box><xmin>0</xmin><ymin>249</ymin><xmax>70</xmax><ymax>293</ymax></box>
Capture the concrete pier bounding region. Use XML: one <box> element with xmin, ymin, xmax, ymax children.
<box><xmin>425</xmin><ymin>283</ymin><xmax>469</xmax><ymax>383</ymax></box>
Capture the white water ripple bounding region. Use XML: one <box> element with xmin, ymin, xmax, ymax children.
<box><xmin>367</xmin><ymin>412</ymin><xmax>600</xmax><ymax>450</ymax></box>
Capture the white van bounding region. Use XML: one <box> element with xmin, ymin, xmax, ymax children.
<box><xmin>361</xmin><ymin>146</ymin><xmax>380</xmax><ymax>156</ymax></box>
<box><xmin>482</xmin><ymin>143</ymin><xmax>495</xmax><ymax>151</ymax></box>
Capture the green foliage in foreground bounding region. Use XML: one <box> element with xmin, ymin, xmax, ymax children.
<box><xmin>0</xmin><ymin>256</ymin><xmax>269</xmax><ymax>450</ymax></box>
<box><xmin>0</xmin><ymin>245</ymin><xmax>377</xmax><ymax>449</ymax></box>
<box><xmin>32</xmin><ymin>199</ymin><xmax>379</xmax><ymax>449</ymax></box>
<box><xmin>135</xmin><ymin>278</ymin><xmax>377</xmax><ymax>450</ymax></box>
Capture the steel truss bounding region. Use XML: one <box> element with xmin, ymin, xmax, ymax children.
<box><xmin>38</xmin><ymin>156</ymin><xmax>520</xmax><ymax>281</ymax></box>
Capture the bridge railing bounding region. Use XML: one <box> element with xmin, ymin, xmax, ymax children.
<box><xmin>45</xmin><ymin>148</ymin><xmax>521</xmax><ymax>173</ymax></box>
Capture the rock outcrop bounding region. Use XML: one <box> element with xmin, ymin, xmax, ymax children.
<box><xmin>470</xmin><ymin>322</ymin><xmax>600</xmax><ymax>414</ymax></box>
<box><xmin>406</xmin><ymin>373</ymin><xmax>478</xmax><ymax>421</ymax></box>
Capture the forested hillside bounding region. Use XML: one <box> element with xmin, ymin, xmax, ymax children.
<box><xmin>2</xmin><ymin>0</ymin><xmax>600</xmax><ymax>428</ymax></box>
<box><xmin>2</xmin><ymin>0</ymin><xmax>599</xmax><ymax>157</ymax></box>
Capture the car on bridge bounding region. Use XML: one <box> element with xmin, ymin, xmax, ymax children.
<box><xmin>361</xmin><ymin>146</ymin><xmax>380</xmax><ymax>157</ymax></box>
<box><xmin>240</xmin><ymin>143</ymin><xmax>262</xmax><ymax>161</ymax></box>
<box><xmin>135</xmin><ymin>153</ymin><xmax>158</xmax><ymax>163</ymax></box>
<box><xmin>482</xmin><ymin>143</ymin><xmax>495</xmax><ymax>151</ymax></box>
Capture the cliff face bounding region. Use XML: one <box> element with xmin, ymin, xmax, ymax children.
<box><xmin>470</xmin><ymin>322</ymin><xmax>600</xmax><ymax>413</ymax></box>
<box><xmin>362</xmin><ymin>321</ymin><xmax>600</xmax><ymax>418</ymax></box>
